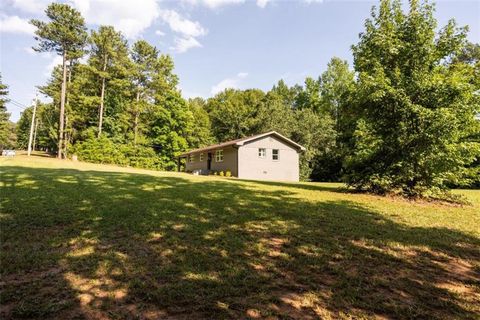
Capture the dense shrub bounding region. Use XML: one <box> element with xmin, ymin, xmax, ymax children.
<box><xmin>72</xmin><ymin>137</ymin><xmax>163</xmax><ymax>170</ymax></box>
<box><xmin>119</xmin><ymin>143</ymin><xmax>163</xmax><ymax>169</ymax></box>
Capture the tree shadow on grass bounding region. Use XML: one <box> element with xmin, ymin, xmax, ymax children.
<box><xmin>1</xmin><ymin>166</ymin><xmax>479</xmax><ymax>319</ymax></box>
<box><xmin>239</xmin><ymin>178</ymin><xmax>348</xmax><ymax>194</ymax></box>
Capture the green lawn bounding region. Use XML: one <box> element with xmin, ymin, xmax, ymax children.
<box><xmin>1</xmin><ymin>154</ymin><xmax>479</xmax><ymax>319</ymax></box>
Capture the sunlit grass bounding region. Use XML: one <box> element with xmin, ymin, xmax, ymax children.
<box><xmin>1</xmin><ymin>154</ymin><xmax>479</xmax><ymax>319</ymax></box>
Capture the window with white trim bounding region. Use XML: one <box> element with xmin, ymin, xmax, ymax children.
<box><xmin>215</xmin><ymin>150</ymin><xmax>224</xmax><ymax>162</ymax></box>
<box><xmin>200</xmin><ymin>153</ymin><xmax>204</xmax><ymax>161</ymax></box>
<box><xmin>272</xmin><ymin>149</ymin><xmax>279</xmax><ymax>161</ymax></box>
<box><xmin>189</xmin><ymin>154</ymin><xmax>195</xmax><ymax>163</ymax></box>
<box><xmin>258</xmin><ymin>148</ymin><xmax>266</xmax><ymax>158</ymax></box>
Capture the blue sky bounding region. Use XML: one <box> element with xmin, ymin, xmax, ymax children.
<box><xmin>1</xmin><ymin>0</ymin><xmax>479</xmax><ymax>122</ymax></box>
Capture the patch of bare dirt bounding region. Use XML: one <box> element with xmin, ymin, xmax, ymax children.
<box><xmin>0</xmin><ymin>266</ymin><xmax>65</xmax><ymax>286</ymax></box>
<box><xmin>267</xmin><ymin>292</ymin><xmax>323</xmax><ymax>319</ymax></box>
<box><xmin>259</xmin><ymin>237</ymin><xmax>289</xmax><ymax>258</ymax></box>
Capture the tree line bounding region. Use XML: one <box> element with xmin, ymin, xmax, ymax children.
<box><xmin>1</xmin><ymin>0</ymin><xmax>479</xmax><ymax>199</ymax></box>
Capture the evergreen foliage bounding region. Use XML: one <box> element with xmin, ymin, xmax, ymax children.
<box><xmin>0</xmin><ymin>74</ymin><xmax>12</xmax><ymax>149</ymax></box>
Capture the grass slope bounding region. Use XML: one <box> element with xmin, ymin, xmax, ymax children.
<box><xmin>1</xmin><ymin>154</ymin><xmax>479</xmax><ymax>319</ymax></box>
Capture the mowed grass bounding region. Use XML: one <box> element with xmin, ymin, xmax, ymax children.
<box><xmin>1</xmin><ymin>154</ymin><xmax>479</xmax><ymax>319</ymax></box>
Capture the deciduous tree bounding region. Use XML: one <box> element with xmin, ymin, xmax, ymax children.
<box><xmin>346</xmin><ymin>0</ymin><xmax>480</xmax><ymax>198</ymax></box>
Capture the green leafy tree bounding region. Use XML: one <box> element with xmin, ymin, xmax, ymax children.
<box><xmin>0</xmin><ymin>74</ymin><xmax>12</xmax><ymax>149</ymax></box>
<box><xmin>270</xmin><ymin>79</ymin><xmax>297</xmax><ymax>108</ymax></box>
<box><xmin>31</xmin><ymin>3</ymin><xmax>88</xmax><ymax>158</ymax></box>
<box><xmin>16</xmin><ymin>102</ymin><xmax>58</xmax><ymax>152</ymax></box>
<box><xmin>130</xmin><ymin>41</ymin><xmax>189</xmax><ymax>168</ymax></box>
<box><xmin>257</xmin><ymin>89</ymin><xmax>296</xmax><ymax>137</ymax></box>
<box><xmin>451</xmin><ymin>42</ymin><xmax>480</xmax><ymax>188</ymax></box>
<box><xmin>16</xmin><ymin>107</ymin><xmax>33</xmax><ymax>149</ymax></box>
<box><xmin>293</xmin><ymin>109</ymin><xmax>336</xmax><ymax>180</ymax></box>
<box><xmin>147</xmin><ymin>92</ymin><xmax>192</xmax><ymax>169</ymax></box>
<box><xmin>206</xmin><ymin>88</ymin><xmax>265</xmax><ymax>141</ymax></box>
<box><xmin>187</xmin><ymin>98</ymin><xmax>215</xmax><ymax>148</ymax></box>
<box><xmin>320</xmin><ymin>57</ymin><xmax>355</xmax><ymax>124</ymax></box>
<box><xmin>149</xmin><ymin>66</ymin><xmax>187</xmax><ymax>164</ymax></box>
<box><xmin>130</xmin><ymin>40</ymin><xmax>159</xmax><ymax>144</ymax></box>
<box><xmin>4</xmin><ymin>122</ymin><xmax>17</xmax><ymax>149</ymax></box>
<box><xmin>346</xmin><ymin>0</ymin><xmax>480</xmax><ymax>198</ymax></box>
<box><xmin>36</xmin><ymin>27</ymin><xmax>192</xmax><ymax>169</ymax></box>
<box><xmin>293</xmin><ymin>77</ymin><xmax>322</xmax><ymax>112</ymax></box>
<box><xmin>455</xmin><ymin>42</ymin><xmax>480</xmax><ymax>66</ymax></box>
<box><xmin>310</xmin><ymin>58</ymin><xmax>356</xmax><ymax>181</ymax></box>
<box><xmin>258</xmin><ymin>84</ymin><xmax>336</xmax><ymax>181</ymax></box>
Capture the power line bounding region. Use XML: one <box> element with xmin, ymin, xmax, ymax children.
<box><xmin>9</xmin><ymin>103</ymin><xmax>28</xmax><ymax>111</ymax></box>
<box><xmin>8</xmin><ymin>98</ymin><xmax>34</xmax><ymax>111</ymax></box>
<box><xmin>9</xmin><ymin>100</ymin><xmax>26</xmax><ymax>107</ymax></box>
<box><xmin>10</xmin><ymin>98</ymin><xmax>31</xmax><ymax>108</ymax></box>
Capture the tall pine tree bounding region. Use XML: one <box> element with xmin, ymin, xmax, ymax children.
<box><xmin>31</xmin><ymin>3</ymin><xmax>88</xmax><ymax>158</ymax></box>
<box><xmin>89</xmin><ymin>26</ymin><xmax>130</xmax><ymax>137</ymax></box>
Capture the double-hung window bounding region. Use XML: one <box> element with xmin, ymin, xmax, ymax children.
<box><xmin>272</xmin><ymin>149</ymin><xmax>279</xmax><ymax>161</ymax></box>
<box><xmin>189</xmin><ymin>154</ymin><xmax>195</xmax><ymax>163</ymax></box>
<box><xmin>215</xmin><ymin>150</ymin><xmax>224</xmax><ymax>162</ymax></box>
<box><xmin>258</xmin><ymin>148</ymin><xmax>266</xmax><ymax>158</ymax></box>
<box><xmin>200</xmin><ymin>153</ymin><xmax>204</xmax><ymax>161</ymax></box>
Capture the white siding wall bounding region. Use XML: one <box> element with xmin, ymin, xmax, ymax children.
<box><xmin>237</xmin><ymin>136</ymin><xmax>300</xmax><ymax>181</ymax></box>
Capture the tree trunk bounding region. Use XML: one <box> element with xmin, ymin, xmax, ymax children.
<box><xmin>98</xmin><ymin>55</ymin><xmax>107</xmax><ymax>138</ymax></box>
<box><xmin>58</xmin><ymin>52</ymin><xmax>68</xmax><ymax>158</ymax></box>
<box><xmin>65</xmin><ymin>113</ymin><xmax>69</xmax><ymax>158</ymax></box>
<box><xmin>134</xmin><ymin>89</ymin><xmax>140</xmax><ymax>145</ymax></box>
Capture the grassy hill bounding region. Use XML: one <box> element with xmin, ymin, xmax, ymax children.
<box><xmin>1</xmin><ymin>154</ymin><xmax>479</xmax><ymax>319</ymax></box>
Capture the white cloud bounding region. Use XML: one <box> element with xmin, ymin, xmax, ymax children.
<box><xmin>34</xmin><ymin>51</ymin><xmax>76</xmax><ymax>78</ymax></box>
<box><xmin>155</xmin><ymin>29</ymin><xmax>165</xmax><ymax>36</ymax></box>
<box><xmin>24</xmin><ymin>46</ymin><xmax>35</xmax><ymax>55</ymax></box>
<box><xmin>201</xmin><ymin>0</ymin><xmax>244</xmax><ymax>9</ymax></box>
<box><xmin>171</xmin><ymin>36</ymin><xmax>202</xmax><ymax>53</ymax></box>
<box><xmin>71</xmin><ymin>0</ymin><xmax>161</xmax><ymax>38</ymax></box>
<box><xmin>44</xmin><ymin>55</ymin><xmax>63</xmax><ymax>77</ymax></box>
<box><xmin>8</xmin><ymin>0</ymin><xmax>50</xmax><ymax>13</ymax></box>
<box><xmin>211</xmin><ymin>72</ymin><xmax>248</xmax><ymax>95</ymax></box>
<box><xmin>184</xmin><ymin>0</ymin><xmax>245</xmax><ymax>9</ymax></box>
<box><xmin>183</xmin><ymin>0</ymin><xmax>269</xmax><ymax>9</ymax></box>
<box><xmin>0</xmin><ymin>15</ymin><xmax>35</xmax><ymax>35</ymax></box>
<box><xmin>159</xmin><ymin>10</ymin><xmax>206</xmax><ymax>53</ymax></box>
<box><xmin>256</xmin><ymin>0</ymin><xmax>270</xmax><ymax>8</ymax></box>
<box><xmin>179</xmin><ymin>85</ymin><xmax>206</xmax><ymax>99</ymax></box>
<box><xmin>24</xmin><ymin>47</ymin><xmax>54</xmax><ymax>59</ymax></box>
<box><xmin>159</xmin><ymin>10</ymin><xmax>206</xmax><ymax>38</ymax></box>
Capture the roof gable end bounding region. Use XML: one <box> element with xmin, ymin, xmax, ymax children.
<box><xmin>178</xmin><ymin>131</ymin><xmax>305</xmax><ymax>157</ymax></box>
<box><xmin>235</xmin><ymin>131</ymin><xmax>306</xmax><ymax>151</ymax></box>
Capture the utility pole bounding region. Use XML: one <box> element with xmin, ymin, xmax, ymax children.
<box><xmin>32</xmin><ymin>117</ymin><xmax>39</xmax><ymax>152</ymax></box>
<box><xmin>27</xmin><ymin>94</ymin><xmax>38</xmax><ymax>156</ymax></box>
